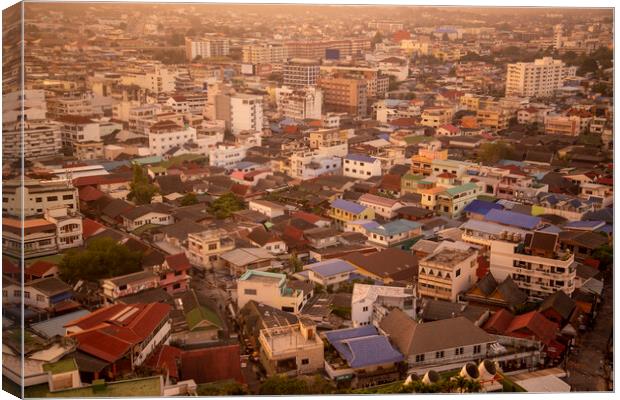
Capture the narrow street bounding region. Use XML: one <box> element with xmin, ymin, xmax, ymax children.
<box><xmin>565</xmin><ymin>270</ymin><xmax>613</xmax><ymax>391</ymax></box>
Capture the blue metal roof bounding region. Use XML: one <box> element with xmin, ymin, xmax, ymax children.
<box><xmin>30</xmin><ymin>309</ymin><xmax>90</xmax><ymax>339</ymax></box>
<box><xmin>331</xmin><ymin>199</ymin><xmax>366</xmax><ymax>215</ymax></box>
<box><xmin>324</xmin><ymin>326</ymin><xmax>404</xmax><ymax>368</ymax></box>
<box><xmin>564</xmin><ymin>220</ymin><xmax>606</xmax><ymax>230</ymax></box>
<box><xmin>306</xmin><ymin>259</ymin><xmax>356</xmax><ymax>277</ymax></box>
<box><xmin>538</xmin><ymin>225</ymin><xmax>563</xmax><ymax>234</ymax></box>
<box><xmin>366</xmin><ymin>219</ymin><xmax>421</xmax><ymax>236</ymax></box>
<box><xmin>345</xmin><ymin>153</ymin><xmax>376</xmax><ymax>163</ymax></box>
<box><xmin>485</xmin><ymin>209</ymin><xmax>541</xmax><ymax>230</ymax></box>
<box><xmin>463</xmin><ymin>199</ymin><xmax>503</xmax><ymax>216</ymax></box>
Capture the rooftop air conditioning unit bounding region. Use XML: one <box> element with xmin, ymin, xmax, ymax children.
<box><xmin>460</xmin><ymin>362</ymin><xmax>481</xmax><ymax>380</ymax></box>
<box><xmin>478</xmin><ymin>359</ymin><xmax>498</xmax><ymax>381</ymax></box>
<box><xmin>422</xmin><ymin>370</ymin><xmax>440</xmax><ymax>385</ymax></box>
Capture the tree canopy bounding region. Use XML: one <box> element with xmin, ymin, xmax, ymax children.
<box><xmin>180</xmin><ymin>192</ymin><xmax>199</xmax><ymax>206</ymax></box>
<box><xmin>59</xmin><ymin>237</ymin><xmax>143</xmax><ymax>283</ymax></box>
<box><xmin>128</xmin><ymin>164</ymin><xmax>158</xmax><ymax>205</ymax></box>
<box><xmin>477</xmin><ymin>142</ymin><xmax>517</xmax><ymax>165</ymax></box>
<box><xmin>208</xmin><ymin>192</ymin><xmax>245</xmax><ymax>219</ymax></box>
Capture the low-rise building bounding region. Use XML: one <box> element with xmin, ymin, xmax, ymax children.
<box><xmin>258</xmin><ymin>319</ymin><xmax>324</xmax><ymax>376</ymax></box>
<box><xmin>237</xmin><ymin>270</ymin><xmax>306</xmax><ymax>313</ymax></box>
<box><xmin>328</xmin><ymin>199</ymin><xmax>375</xmax><ymax>227</ymax></box>
<box><xmin>418</xmin><ymin>243</ymin><xmax>479</xmax><ymax>302</ymax></box>
<box><xmin>303</xmin><ymin>259</ymin><xmax>357</xmax><ymax>289</ymax></box>
<box><xmin>358</xmin><ymin>193</ymin><xmax>403</xmax><ymax>220</ymax></box>
<box><xmin>351</xmin><ymin>283</ymin><xmax>416</xmax><ymax>328</ymax></box>
<box><xmin>187</xmin><ymin>229</ymin><xmax>235</xmax><ymax>271</ymax></box>
<box><xmin>343</xmin><ymin>154</ymin><xmax>382</xmax><ymax>180</ymax></box>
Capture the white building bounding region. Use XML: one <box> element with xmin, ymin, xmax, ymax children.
<box><xmin>2</xmin><ymin>179</ymin><xmax>78</xmax><ymax>218</ymax></box>
<box><xmin>505</xmin><ymin>57</ymin><xmax>576</xmax><ymax>98</ymax></box>
<box><xmin>236</xmin><ymin>270</ymin><xmax>306</xmax><ymax>313</ymax></box>
<box><xmin>248</xmin><ymin>200</ymin><xmax>287</xmax><ymax>219</ymax></box>
<box><xmin>358</xmin><ymin>193</ymin><xmax>404</xmax><ymax>219</ymax></box>
<box><xmin>230</xmin><ymin>94</ymin><xmax>264</xmax><ymax>135</ymax></box>
<box><xmin>351</xmin><ymin>283</ymin><xmax>417</xmax><ymax>328</ymax></box>
<box><xmin>185</xmin><ymin>37</ymin><xmax>230</xmax><ymax>60</ymax></box>
<box><xmin>289</xmin><ymin>150</ymin><xmax>342</xmax><ymax>180</ymax></box>
<box><xmin>275</xmin><ymin>86</ymin><xmax>323</xmax><ymax>120</ymax></box>
<box><xmin>147</xmin><ymin>120</ymin><xmax>197</xmax><ymax>157</ymax></box>
<box><xmin>489</xmin><ymin>231</ymin><xmax>577</xmax><ymax>301</ymax></box>
<box><xmin>283</xmin><ymin>58</ymin><xmax>321</xmax><ymax>88</ymax></box>
<box><xmin>208</xmin><ymin>143</ymin><xmax>248</xmax><ymax>169</ymax></box>
<box><xmin>58</xmin><ymin>115</ymin><xmax>102</xmax><ymax>155</ymax></box>
<box><xmin>343</xmin><ymin>154</ymin><xmax>382</xmax><ymax>180</ymax></box>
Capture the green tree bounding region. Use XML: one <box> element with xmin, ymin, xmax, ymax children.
<box><xmin>208</xmin><ymin>192</ymin><xmax>245</xmax><ymax>219</ymax></box>
<box><xmin>371</xmin><ymin>31</ymin><xmax>384</xmax><ymax>50</ymax></box>
<box><xmin>258</xmin><ymin>375</ymin><xmax>309</xmax><ymax>395</ymax></box>
<box><xmin>59</xmin><ymin>237</ymin><xmax>143</xmax><ymax>283</ymax></box>
<box><xmin>477</xmin><ymin>142</ymin><xmax>517</xmax><ymax>165</ymax></box>
<box><xmin>180</xmin><ymin>192</ymin><xmax>199</xmax><ymax>206</ymax></box>
<box><xmin>128</xmin><ymin>164</ymin><xmax>158</xmax><ymax>205</ymax></box>
<box><xmin>593</xmin><ymin>243</ymin><xmax>613</xmax><ymax>270</ymax></box>
<box><xmin>289</xmin><ymin>252</ymin><xmax>303</xmax><ymax>273</ymax></box>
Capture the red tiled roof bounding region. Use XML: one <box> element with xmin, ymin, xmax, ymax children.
<box><xmin>165</xmin><ymin>253</ymin><xmax>190</xmax><ymax>272</ymax></box>
<box><xmin>389</xmin><ymin>117</ymin><xmax>417</xmax><ymax>127</ymax></box>
<box><xmin>25</xmin><ymin>261</ymin><xmax>57</xmax><ymax>277</ymax></box>
<box><xmin>439</xmin><ymin>124</ymin><xmax>459</xmax><ymax>133</ymax></box>
<box><xmin>73</xmin><ymin>174</ymin><xmax>131</xmax><ymax>188</ymax></box>
<box><xmin>283</xmin><ymin>125</ymin><xmax>300</xmax><ymax>134</ymax></box>
<box><xmin>79</xmin><ymin>185</ymin><xmax>105</xmax><ymax>202</ymax></box>
<box><xmin>230</xmin><ymin>183</ymin><xmax>250</xmax><ymax>196</ymax></box>
<box><xmin>292</xmin><ymin>211</ymin><xmax>325</xmax><ymax>225</ymax></box>
<box><xmin>437</xmin><ymin>172</ymin><xmax>456</xmax><ymax>179</ymax></box>
<box><xmin>146</xmin><ymin>345</ymin><xmax>183</xmax><ymax>380</ymax></box>
<box><xmin>82</xmin><ymin>218</ymin><xmax>106</xmax><ymax>240</ymax></box>
<box><xmin>69</xmin><ymin>303</ymin><xmax>172</xmax><ymax>362</ymax></box>
<box><xmin>506</xmin><ymin>311</ymin><xmax>558</xmax><ymax>345</ymax></box>
<box><xmin>180</xmin><ymin>344</ymin><xmax>244</xmax><ymax>384</ymax></box>
<box><xmin>3</xmin><ymin>257</ymin><xmax>19</xmax><ymax>275</ymax></box>
<box><xmin>379</xmin><ymin>174</ymin><xmax>401</xmax><ymax>190</ymax></box>
<box><xmin>483</xmin><ymin>308</ymin><xmax>513</xmax><ymax>334</ymax></box>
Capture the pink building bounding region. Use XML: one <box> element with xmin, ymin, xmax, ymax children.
<box><xmin>158</xmin><ymin>253</ymin><xmax>192</xmax><ymax>294</ymax></box>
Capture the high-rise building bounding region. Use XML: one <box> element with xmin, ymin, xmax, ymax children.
<box><xmin>318</xmin><ymin>76</ymin><xmax>367</xmax><ymax>117</ymax></box>
<box><xmin>185</xmin><ymin>37</ymin><xmax>230</xmax><ymax>61</ymax></box>
<box><xmin>242</xmin><ymin>43</ymin><xmax>288</xmax><ymax>64</ymax></box>
<box><xmin>283</xmin><ymin>58</ymin><xmax>321</xmax><ymax>88</ymax></box>
<box><xmin>275</xmin><ymin>86</ymin><xmax>323</xmax><ymax>120</ymax></box>
<box><xmin>505</xmin><ymin>57</ymin><xmax>576</xmax><ymax>98</ymax></box>
<box><xmin>216</xmin><ymin>93</ymin><xmax>264</xmax><ymax>135</ymax></box>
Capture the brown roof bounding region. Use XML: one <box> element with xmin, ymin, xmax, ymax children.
<box><xmin>380</xmin><ymin>309</ymin><xmax>493</xmax><ymax>356</ymax></box>
<box><xmin>344</xmin><ymin>248</ymin><xmax>418</xmax><ymax>281</ymax></box>
<box><xmin>180</xmin><ymin>344</ymin><xmax>244</xmax><ymax>384</ymax></box>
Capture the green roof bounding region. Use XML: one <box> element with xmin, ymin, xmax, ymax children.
<box><xmin>161</xmin><ymin>153</ymin><xmax>205</xmax><ymax>168</ymax></box>
<box><xmin>186</xmin><ymin>306</ymin><xmax>223</xmax><ymax>330</ymax></box>
<box><xmin>43</xmin><ymin>358</ymin><xmax>77</xmax><ymax>374</ymax></box>
<box><xmin>444</xmin><ymin>182</ymin><xmax>479</xmax><ymax>197</ymax></box>
<box><xmin>132</xmin><ymin>156</ymin><xmax>163</xmax><ymax>165</ymax></box>
<box><xmin>148</xmin><ymin>165</ymin><xmax>167</xmax><ymax>173</ymax></box>
<box><xmin>402</xmin><ymin>173</ymin><xmax>424</xmax><ymax>181</ymax></box>
<box><xmin>51</xmin><ymin>376</ymin><xmax>162</xmax><ymax>397</ymax></box>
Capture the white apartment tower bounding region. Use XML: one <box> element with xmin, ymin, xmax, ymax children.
<box><xmin>275</xmin><ymin>86</ymin><xmax>323</xmax><ymax>120</ymax></box>
<box><xmin>505</xmin><ymin>57</ymin><xmax>576</xmax><ymax>98</ymax></box>
<box><xmin>229</xmin><ymin>94</ymin><xmax>264</xmax><ymax>135</ymax></box>
<box><xmin>283</xmin><ymin>58</ymin><xmax>321</xmax><ymax>88</ymax></box>
<box><xmin>242</xmin><ymin>43</ymin><xmax>288</xmax><ymax>64</ymax></box>
<box><xmin>185</xmin><ymin>37</ymin><xmax>230</xmax><ymax>61</ymax></box>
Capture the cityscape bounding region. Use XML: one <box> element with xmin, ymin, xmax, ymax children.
<box><xmin>1</xmin><ymin>2</ymin><xmax>614</xmax><ymax>397</ymax></box>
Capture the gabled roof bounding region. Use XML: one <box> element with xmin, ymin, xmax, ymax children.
<box><xmin>463</xmin><ymin>199</ymin><xmax>503</xmax><ymax>216</ymax></box>
<box><xmin>164</xmin><ymin>253</ymin><xmax>190</xmax><ymax>272</ymax></box>
<box><xmin>27</xmin><ymin>277</ymin><xmax>71</xmax><ymax>296</ymax></box>
<box><xmin>305</xmin><ymin>259</ymin><xmax>356</xmax><ymax>278</ymax></box>
<box><xmin>25</xmin><ymin>261</ymin><xmax>57</xmax><ymax>277</ymax></box>
<box><xmin>380</xmin><ymin>309</ymin><xmax>493</xmax><ymax>355</ymax></box>
<box><xmin>180</xmin><ymin>344</ymin><xmax>244</xmax><ymax>384</ymax></box>
<box><xmin>539</xmin><ymin>290</ymin><xmax>576</xmax><ymax>321</ymax></box>
<box><xmin>330</xmin><ymin>198</ymin><xmax>366</xmax><ymax>215</ymax></box>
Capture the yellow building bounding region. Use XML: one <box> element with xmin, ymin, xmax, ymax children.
<box><xmin>328</xmin><ymin>199</ymin><xmax>375</xmax><ymax>226</ymax></box>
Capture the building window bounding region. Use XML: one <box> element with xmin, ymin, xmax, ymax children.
<box><xmin>415</xmin><ymin>354</ymin><xmax>425</xmax><ymax>363</ymax></box>
<box><xmin>208</xmin><ymin>243</ymin><xmax>218</xmax><ymax>250</ymax></box>
<box><xmin>47</xmin><ymin>196</ymin><xmax>58</xmax><ymax>201</ymax></box>
<box><xmin>362</xmin><ymin>306</ymin><xmax>369</xmax><ymax>312</ymax></box>
<box><xmin>301</xmin><ymin>358</ymin><xmax>309</xmax><ymax>365</ymax></box>
<box><xmin>455</xmin><ymin>347</ymin><xmax>464</xmax><ymax>355</ymax></box>
<box><xmin>244</xmin><ymin>288</ymin><xmax>257</xmax><ymax>295</ymax></box>
<box><xmin>456</xmin><ymin>269</ymin><xmax>461</xmax><ymax>277</ymax></box>
<box><xmin>24</xmin><ymin>291</ymin><xmax>30</xmax><ymax>299</ymax></box>
<box><xmin>435</xmin><ymin>351</ymin><xmax>444</xmax><ymax>359</ymax></box>
<box><xmin>36</xmin><ymin>294</ymin><xmax>45</xmax><ymax>302</ymax></box>
<box><xmin>473</xmin><ymin>345</ymin><xmax>482</xmax><ymax>354</ymax></box>
<box><xmin>62</xmin><ymin>194</ymin><xmax>74</xmax><ymax>200</ymax></box>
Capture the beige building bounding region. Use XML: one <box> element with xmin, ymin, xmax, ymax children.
<box><xmin>2</xmin><ymin>179</ymin><xmax>78</xmax><ymax>218</ymax></box>
<box><xmin>418</xmin><ymin>243</ymin><xmax>479</xmax><ymax>302</ymax></box>
<box><xmin>505</xmin><ymin>57</ymin><xmax>576</xmax><ymax>98</ymax></box>
<box><xmin>242</xmin><ymin>43</ymin><xmax>288</xmax><ymax>64</ymax></box>
<box><xmin>187</xmin><ymin>229</ymin><xmax>235</xmax><ymax>270</ymax></box>
<box><xmin>236</xmin><ymin>270</ymin><xmax>306</xmax><ymax>313</ymax></box>
<box><xmin>318</xmin><ymin>76</ymin><xmax>367</xmax><ymax>117</ymax></box>
<box><xmin>258</xmin><ymin>319</ymin><xmax>324</xmax><ymax>376</ymax></box>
